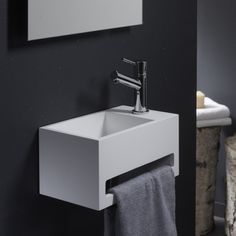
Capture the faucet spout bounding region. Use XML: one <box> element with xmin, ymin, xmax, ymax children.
<box><xmin>111</xmin><ymin>71</ymin><xmax>141</xmax><ymax>90</ymax></box>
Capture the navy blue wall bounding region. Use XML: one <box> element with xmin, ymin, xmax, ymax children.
<box><xmin>0</xmin><ymin>0</ymin><xmax>196</xmax><ymax>235</ymax></box>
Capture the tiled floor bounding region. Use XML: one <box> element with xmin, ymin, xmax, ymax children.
<box><xmin>207</xmin><ymin>217</ymin><xmax>225</xmax><ymax>236</ymax></box>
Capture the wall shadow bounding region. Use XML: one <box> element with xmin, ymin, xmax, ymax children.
<box><xmin>8</xmin><ymin>0</ymin><xmax>28</xmax><ymax>48</ymax></box>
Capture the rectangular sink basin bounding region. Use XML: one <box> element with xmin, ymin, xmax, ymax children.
<box><xmin>39</xmin><ymin>105</ymin><xmax>179</xmax><ymax>210</ymax></box>
<box><xmin>46</xmin><ymin>111</ymin><xmax>152</xmax><ymax>139</ymax></box>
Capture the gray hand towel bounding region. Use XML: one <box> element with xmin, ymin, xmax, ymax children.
<box><xmin>104</xmin><ymin>165</ymin><xmax>177</xmax><ymax>236</ymax></box>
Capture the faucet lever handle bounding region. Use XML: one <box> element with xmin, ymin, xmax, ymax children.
<box><xmin>122</xmin><ymin>58</ymin><xmax>137</xmax><ymax>66</ymax></box>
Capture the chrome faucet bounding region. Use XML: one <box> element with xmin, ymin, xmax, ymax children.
<box><xmin>111</xmin><ymin>58</ymin><xmax>149</xmax><ymax>114</ymax></box>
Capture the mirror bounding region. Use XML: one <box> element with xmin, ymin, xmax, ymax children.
<box><xmin>28</xmin><ymin>0</ymin><xmax>143</xmax><ymax>41</ymax></box>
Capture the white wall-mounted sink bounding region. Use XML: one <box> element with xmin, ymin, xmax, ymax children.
<box><xmin>39</xmin><ymin>106</ymin><xmax>179</xmax><ymax>210</ymax></box>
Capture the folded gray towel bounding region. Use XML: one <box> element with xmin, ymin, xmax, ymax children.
<box><xmin>104</xmin><ymin>165</ymin><xmax>177</xmax><ymax>236</ymax></box>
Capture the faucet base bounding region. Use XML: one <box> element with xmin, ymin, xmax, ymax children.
<box><xmin>132</xmin><ymin>90</ymin><xmax>149</xmax><ymax>114</ymax></box>
<box><xmin>132</xmin><ymin>108</ymin><xmax>149</xmax><ymax>115</ymax></box>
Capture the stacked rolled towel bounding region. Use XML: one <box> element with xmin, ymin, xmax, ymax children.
<box><xmin>197</xmin><ymin>97</ymin><xmax>231</xmax><ymax>128</ymax></box>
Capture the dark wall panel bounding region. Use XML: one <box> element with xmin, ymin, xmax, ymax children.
<box><xmin>0</xmin><ymin>0</ymin><xmax>196</xmax><ymax>235</ymax></box>
<box><xmin>198</xmin><ymin>0</ymin><xmax>236</xmax><ymax>215</ymax></box>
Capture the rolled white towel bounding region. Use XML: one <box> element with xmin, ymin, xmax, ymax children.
<box><xmin>197</xmin><ymin>97</ymin><xmax>230</xmax><ymax>121</ymax></box>
<box><xmin>197</xmin><ymin>117</ymin><xmax>232</xmax><ymax>128</ymax></box>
